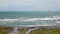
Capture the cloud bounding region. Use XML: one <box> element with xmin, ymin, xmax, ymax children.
<box><xmin>0</xmin><ymin>0</ymin><xmax>60</xmax><ymax>11</ymax></box>
<box><xmin>0</xmin><ymin>2</ymin><xmax>7</xmax><ymax>7</ymax></box>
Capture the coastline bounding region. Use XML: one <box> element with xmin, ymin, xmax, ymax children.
<box><xmin>0</xmin><ymin>25</ymin><xmax>60</xmax><ymax>34</ymax></box>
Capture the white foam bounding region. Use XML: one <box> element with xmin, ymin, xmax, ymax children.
<box><xmin>0</xmin><ymin>16</ymin><xmax>60</xmax><ymax>23</ymax></box>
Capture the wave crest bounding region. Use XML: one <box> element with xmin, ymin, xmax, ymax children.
<box><xmin>0</xmin><ymin>16</ymin><xmax>60</xmax><ymax>22</ymax></box>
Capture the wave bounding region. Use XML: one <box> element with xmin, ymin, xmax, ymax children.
<box><xmin>0</xmin><ymin>16</ymin><xmax>60</xmax><ymax>27</ymax></box>
<box><xmin>0</xmin><ymin>16</ymin><xmax>60</xmax><ymax>22</ymax></box>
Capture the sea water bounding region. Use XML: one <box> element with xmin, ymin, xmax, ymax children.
<box><xmin>0</xmin><ymin>11</ymin><xmax>60</xmax><ymax>27</ymax></box>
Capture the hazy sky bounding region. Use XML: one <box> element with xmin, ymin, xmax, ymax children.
<box><xmin>0</xmin><ymin>0</ymin><xmax>60</xmax><ymax>11</ymax></box>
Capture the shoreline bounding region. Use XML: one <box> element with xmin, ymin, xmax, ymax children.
<box><xmin>0</xmin><ymin>26</ymin><xmax>60</xmax><ymax>34</ymax></box>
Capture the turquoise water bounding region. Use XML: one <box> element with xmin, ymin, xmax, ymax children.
<box><xmin>0</xmin><ymin>12</ymin><xmax>60</xmax><ymax>18</ymax></box>
<box><xmin>0</xmin><ymin>11</ymin><xmax>60</xmax><ymax>27</ymax></box>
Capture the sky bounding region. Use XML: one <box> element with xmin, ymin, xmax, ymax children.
<box><xmin>0</xmin><ymin>0</ymin><xmax>60</xmax><ymax>11</ymax></box>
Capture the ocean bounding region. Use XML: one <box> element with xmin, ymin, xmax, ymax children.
<box><xmin>0</xmin><ymin>11</ymin><xmax>60</xmax><ymax>27</ymax></box>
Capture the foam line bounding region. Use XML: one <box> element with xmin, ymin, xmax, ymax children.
<box><xmin>0</xmin><ymin>16</ymin><xmax>60</xmax><ymax>22</ymax></box>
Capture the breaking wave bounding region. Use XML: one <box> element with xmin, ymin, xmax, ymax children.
<box><xmin>0</xmin><ymin>16</ymin><xmax>60</xmax><ymax>26</ymax></box>
<box><xmin>0</xmin><ymin>16</ymin><xmax>60</xmax><ymax>22</ymax></box>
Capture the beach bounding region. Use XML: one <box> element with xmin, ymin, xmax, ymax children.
<box><xmin>0</xmin><ymin>12</ymin><xmax>60</xmax><ymax>34</ymax></box>
<box><xmin>0</xmin><ymin>26</ymin><xmax>60</xmax><ymax>34</ymax></box>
